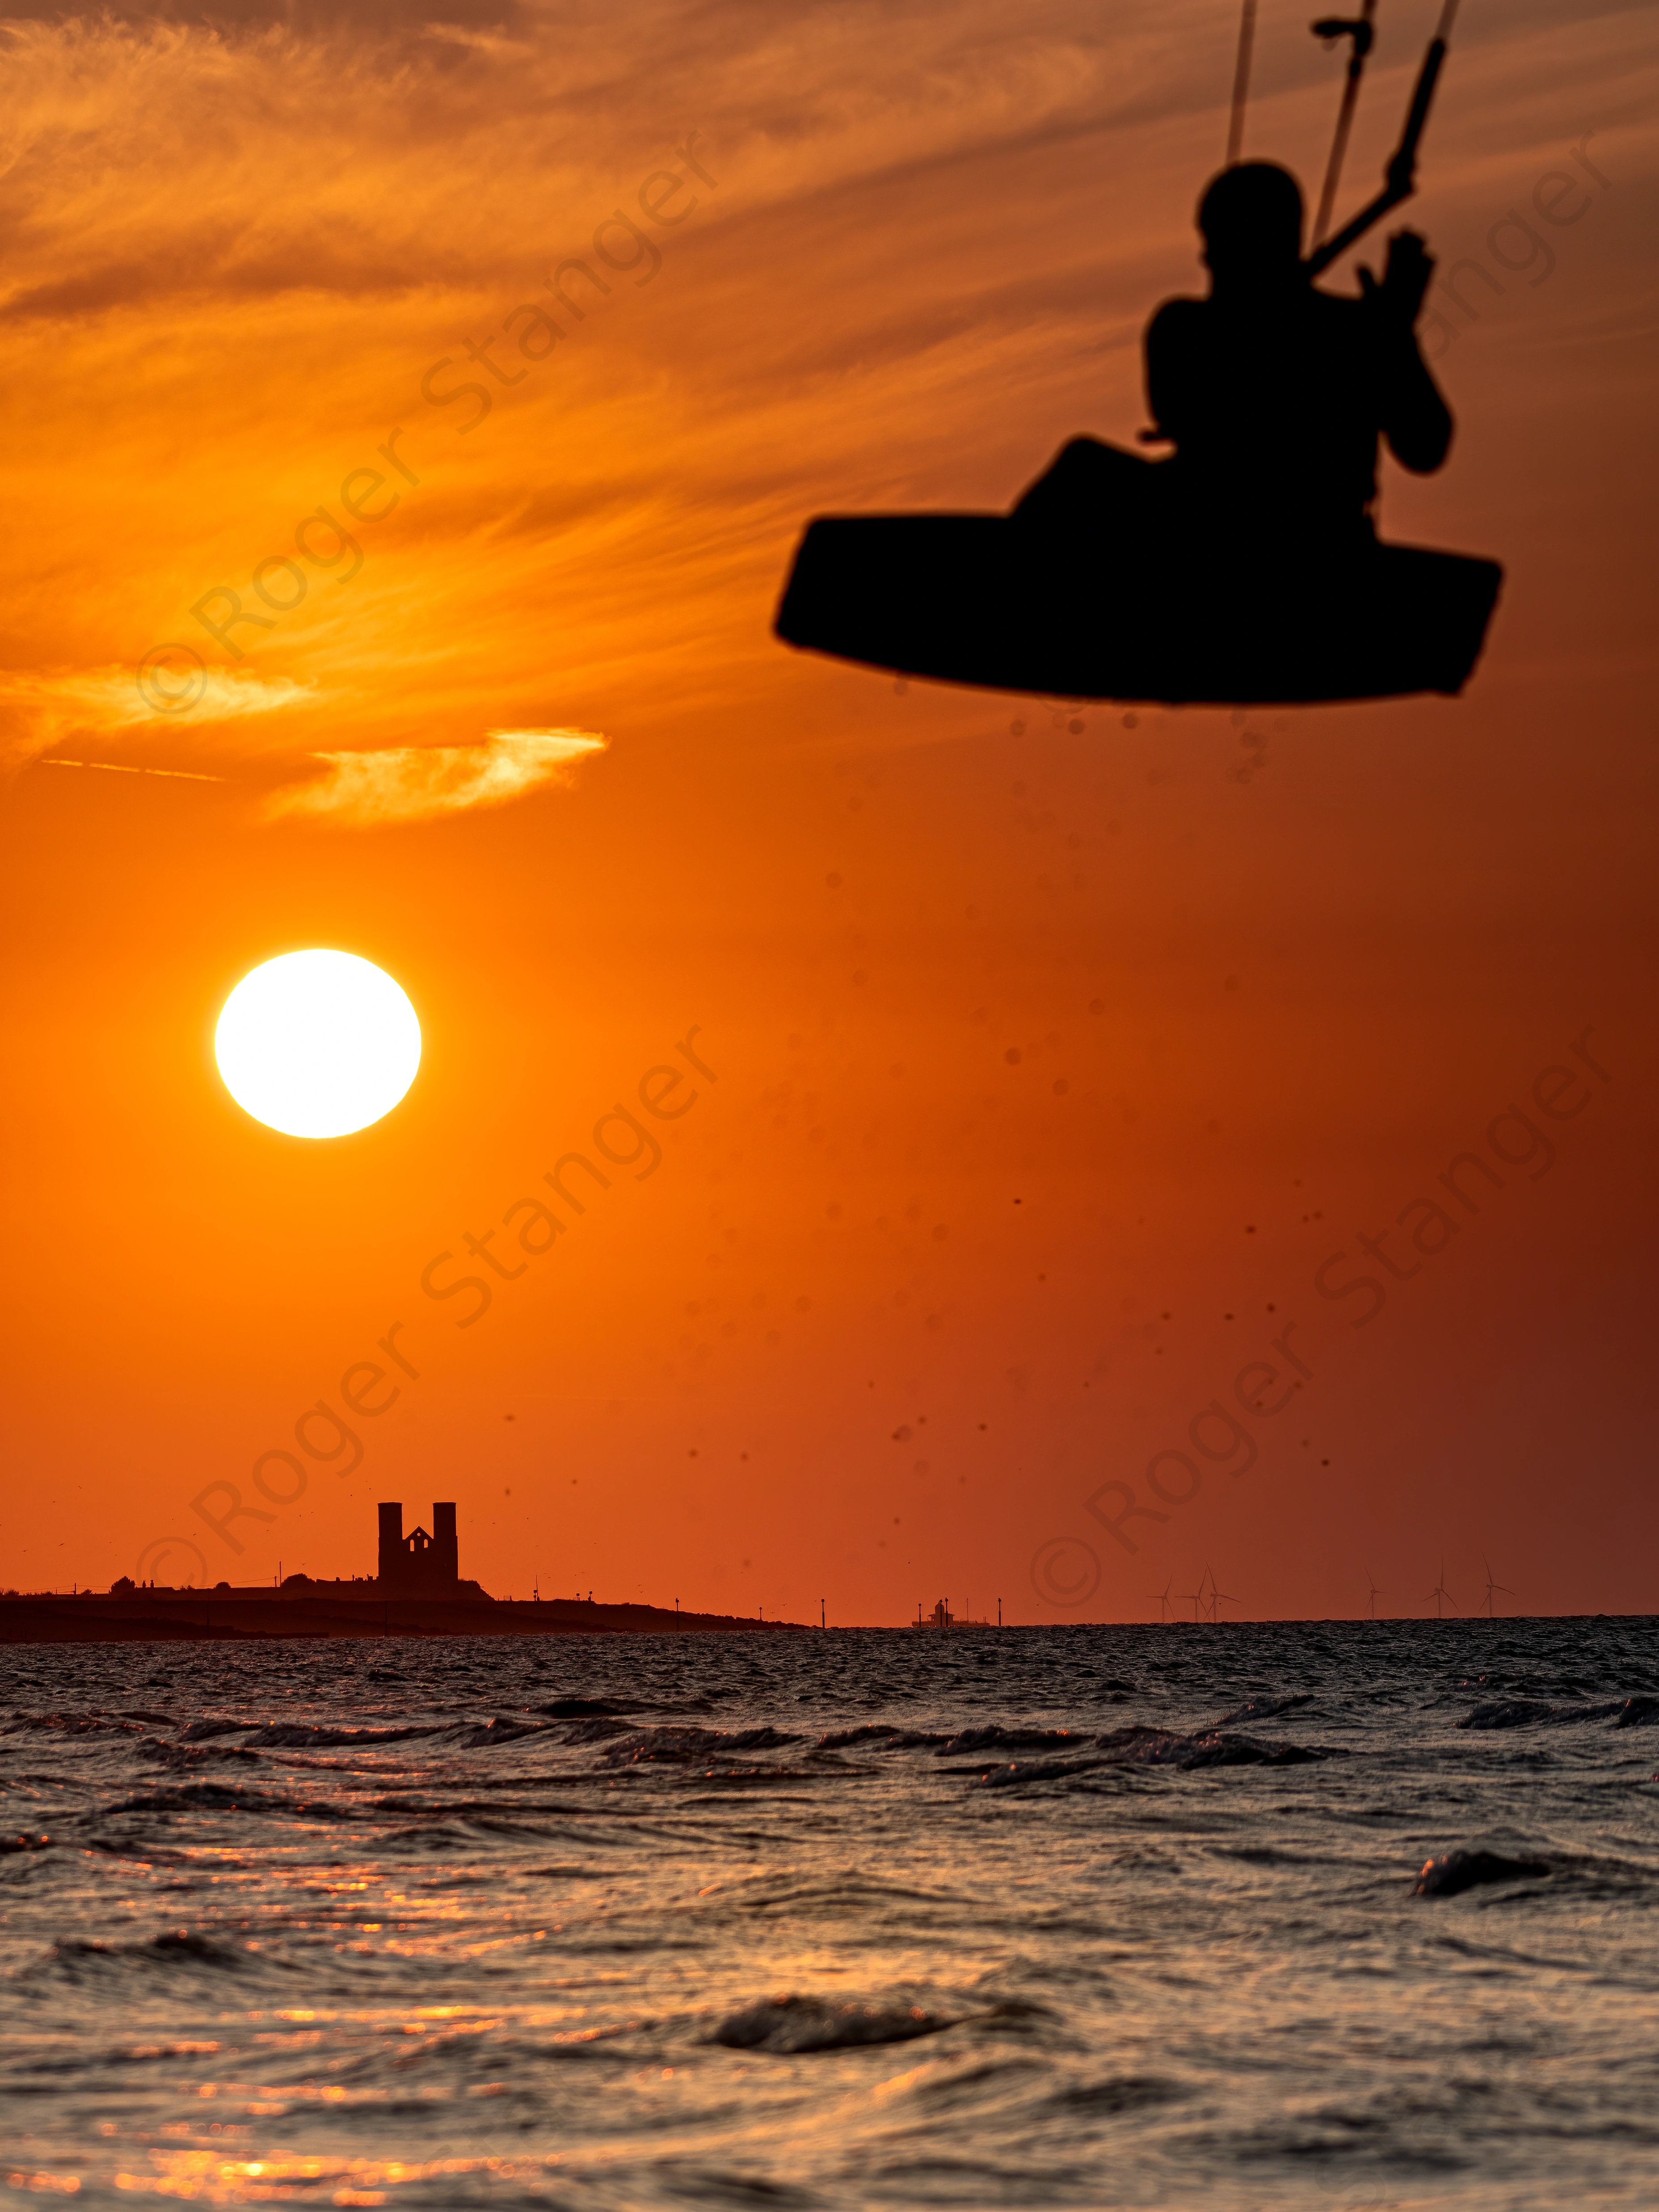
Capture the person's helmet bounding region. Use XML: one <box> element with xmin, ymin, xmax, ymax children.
<box><xmin>1197</xmin><ymin>162</ymin><xmax>1304</xmax><ymax>268</ymax></box>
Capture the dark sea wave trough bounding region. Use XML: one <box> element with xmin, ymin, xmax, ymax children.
<box><xmin>3</xmin><ymin>1618</ymin><xmax>1658</xmax><ymax>2209</ymax></box>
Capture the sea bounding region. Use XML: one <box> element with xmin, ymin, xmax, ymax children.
<box><xmin>3</xmin><ymin>1618</ymin><xmax>1657</xmax><ymax>2210</ymax></box>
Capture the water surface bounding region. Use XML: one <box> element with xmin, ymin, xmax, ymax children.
<box><xmin>3</xmin><ymin>1619</ymin><xmax>1657</xmax><ymax>2208</ymax></box>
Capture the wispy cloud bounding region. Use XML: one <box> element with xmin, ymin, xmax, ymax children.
<box><xmin>262</xmin><ymin>726</ymin><xmax>608</xmax><ymax>826</ymax></box>
<box><xmin>0</xmin><ymin>666</ymin><xmax>312</xmax><ymax>775</ymax></box>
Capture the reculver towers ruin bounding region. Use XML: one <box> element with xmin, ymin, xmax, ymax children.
<box><xmin>377</xmin><ymin>1501</ymin><xmax>461</xmax><ymax>1593</ymax></box>
<box><xmin>280</xmin><ymin>1497</ymin><xmax>484</xmax><ymax>1603</ymax></box>
<box><xmin>2</xmin><ymin>1499</ymin><xmax>806</xmax><ymax>1641</ymax></box>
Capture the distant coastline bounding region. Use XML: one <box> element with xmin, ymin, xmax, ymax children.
<box><xmin>0</xmin><ymin>1498</ymin><xmax>806</xmax><ymax>1642</ymax></box>
<box><xmin>0</xmin><ymin>1585</ymin><xmax>804</xmax><ymax>1643</ymax></box>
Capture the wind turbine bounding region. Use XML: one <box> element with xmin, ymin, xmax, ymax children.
<box><xmin>1428</xmin><ymin>1560</ymin><xmax>1457</xmax><ymax>1618</ymax></box>
<box><xmin>1364</xmin><ymin>1569</ymin><xmax>1381</xmax><ymax>1619</ymax></box>
<box><xmin>1209</xmin><ymin>1573</ymin><xmax>1240</xmax><ymax>1621</ymax></box>
<box><xmin>1178</xmin><ymin>1575</ymin><xmax>1206</xmax><ymax>1622</ymax></box>
<box><xmin>1149</xmin><ymin>1576</ymin><xmax>1175</xmax><ymax>1623</ymax></box>
<box><xmin>1482</xmin><ymin>1557</ymin><xmax>1515</xmax><ymax>1618</ymax></box>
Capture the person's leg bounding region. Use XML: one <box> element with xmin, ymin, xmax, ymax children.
<box><xmin>1010</xmin><ymin>437</ymin><xmax>1150</xmax><ymax>528</ymax></box>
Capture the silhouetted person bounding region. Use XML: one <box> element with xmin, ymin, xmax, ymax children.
<box><xmin>1158</xmin><ymin>164</ymin><xmax>1451</xmax><ymax>526</ymax></box>
<box><xmin>1014</xmin><ymin>162</ymin><xmax>1451</xmax><ymax>546</ymax></box>
<box><xmin>775</xmin><ymin>160</ymin><xmax>1502</xmax><ymax>703</ymax></box>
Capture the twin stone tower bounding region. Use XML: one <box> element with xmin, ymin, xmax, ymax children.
<box><xmin>376</xmin><ymin>1501</ymin><xmax>463</xmax><ymax>1594</ymax></box>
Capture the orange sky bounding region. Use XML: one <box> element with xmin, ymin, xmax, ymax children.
<box><xmin>3</xmin><ymin>0</ymin><xmax>1656</xmax><ymax>1622</ymax></box>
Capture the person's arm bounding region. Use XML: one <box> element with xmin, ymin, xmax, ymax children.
<box><xmin>1144</xmin><ymin>298</ymin><xmax>1203</xmax><ymax>445</ymax></box>
<box><xmin>1363</xmin><ymin>230</ymin><xmax>1453</xmax><ymax>473</ymax></box>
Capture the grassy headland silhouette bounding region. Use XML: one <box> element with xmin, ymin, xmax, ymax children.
<box><xmin>0</xmin><ymin>1501</ymin><xmax>805</xmax><ymax>1643</ymax></box>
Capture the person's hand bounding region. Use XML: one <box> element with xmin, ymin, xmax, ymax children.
<box><xmin>1359</xmin><ymin>228</ymin><xmax>1435</xmax><ymax>325</ymax></box>
<box><xmin>1385</xmin><ymin>229</ymin><xmax>1435</xmax><ymax>320</ymax></box>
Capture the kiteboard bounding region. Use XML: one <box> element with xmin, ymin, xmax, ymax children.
<box><xmin>775</xmin><ymin>501</ymin><xmax>1501</xmax><ymax>706</ymax></box>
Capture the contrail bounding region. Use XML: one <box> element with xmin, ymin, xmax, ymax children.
<box><xmin>40</xmin><ymin>758</ymin><xmax>225</xmax><ymax>782</ymax></box>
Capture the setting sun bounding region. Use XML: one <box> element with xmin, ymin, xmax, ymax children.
<box><xmin>214</xmin><ymin>949</ymin><xmax>421</xmax><ymax>1139</ymax></box>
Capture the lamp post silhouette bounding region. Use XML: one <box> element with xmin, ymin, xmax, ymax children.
<box><xmin>1428</xmin><ymin>1560</ymin><xmax>1457</xmax><ymax>1618</ymax></box>
<box><xmin>1482</xmin><ymin>1557</ymin><xmax>1515</xmax><ymax>1618</ymax></box>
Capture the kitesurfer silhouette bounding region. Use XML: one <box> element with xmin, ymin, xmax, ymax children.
<box><xmin>1015</xmin><ymin>162</ymin><xmax>1451</xmax><ymax>547</ymax></box>
<box><xmin>774</xmin><ymin>4</ymin><xmax>1501</xmax><ymax>707</ymax></box>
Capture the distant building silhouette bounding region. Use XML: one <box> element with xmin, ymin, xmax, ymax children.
<box><xmin>377</xmin><ymin>1501</ymin><xmax>460</xmax><ymax>1592</ymax></box>
<box><xmin>6</xmin><ymin>1491</ymin><xmax>810</xmax><ymax>1640</ymax></box>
